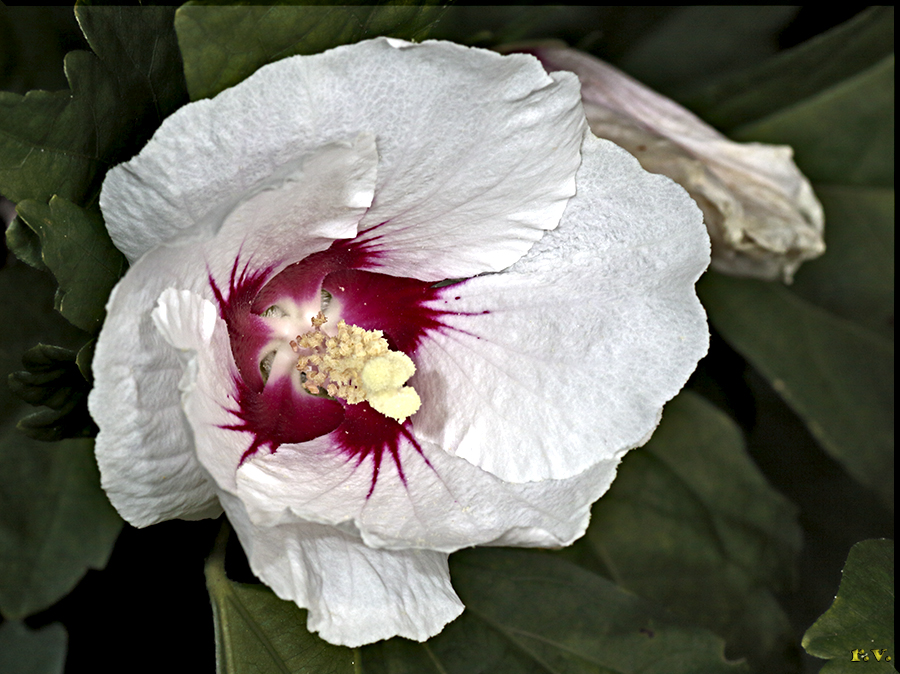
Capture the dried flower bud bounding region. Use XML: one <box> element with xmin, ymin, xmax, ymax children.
<box><xmin>524</xmin><ymin>44</ymin><xmax>825</xmax><ymax>282</ymax></box>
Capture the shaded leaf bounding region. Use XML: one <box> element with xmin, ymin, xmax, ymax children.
<box><xmin>586</xmin><ymin>392</ymin><xmax>801</xmax><ymax>672</ymax></box>
<box><xmin>75</xmin><ymin>338</ymin><xmax>95</xmax><ymax>383</ymax></box>
<box><xmin>176</xmin><ymin>4</ymin><xmax>447</xmax><ymax>101</ymax></box>
<box><xmin>0</xmin><ymin>434</ymin><xmax>122</xmax><ymax>619</ymax></box>
<box><xmin>14</xmin><ymin>409</ymin><xmax>94</xmax><ymax>443</ymax></box>
<box><xmin>616</xmin><ymin>7</ymin><xmax>799</xmax><ymax>101</ymax></box>
<box><xmin>802</xmin><ymin>539</ymin><xmax>894</xmax><ymax>673</ymax></box>
<box><xmin>6</xmin><ymin>217</ymin><xmax>47</xmax><ymax>273</ymax></box>
<box><xmin>0</xmin><ymin>621</ymin><xmax>67</xmax><ymax>674</ymax></box>
<box><xmin>732</xmin><ymin>55</ymin><xmax>894</xmax><ymax>187</ymax></box>
<box><xmin>7</xmin><ymin>344</ymin><xmax>96</xmax><ymax>442</ymax></box>
<box><xmin>205</xmin><ymin>525</ymin><xmax>748</xmax><ymax>673</ymax></box>
<box><xmin>362</xmin><ymin>548</ymin><xmax>755</xmax><ymax>673</ymax></box>
<box><xmin>699</xmin><ymin>273</ymin><xmax>893</xmax><ymax>508</ymax></box>
<box><xmin>431</xmin><ymin>6</ymin><xmax>670</xmax><ymax>57</ymax></box>
<box><xmin>9</xmin><ymin>345</ymin><xmax>79</xmax><ymax>409</ymax></box>
<box><xmin>361</xmin><ymin>609</ymin><xmax>551</xmax><ymax>674</ymax></box>
<box><xmin>0</xmin><ymin>8</ymin><xmax>180</xmax><ymax>410</ymax></box>
<box><xmin>0</xmin><ymin>256</ymin><xmax>86</xmax><ymax>429</ymax></box>
<box><xmin>0</xmin><ymin>256</ymin><xmax>119</xmax><ymax>619</ymax></box>
<box><xmin>4</xmin><ymin>208</ymin><xmax>99</xmax><ymax>440</ymax></box>
<box><xmin>205</xmin><ymin>526</ymin><xmax>357</xmax><ymax>674</ymax></box>
<box><xmin>448</xmin><ymin>548</ymin><xmax>749</xmax><ymax>674</ymax></box>
<box><xmin>691</xmin><ymin>11</ymin><xmax>894</xmax><ymax>513</ymax></box>
<box><xmin>0</xmin><ymin>6</ymin><xmax>187</xmax><ymax>206</ymax></box>
<box><xmin>790</xmin><ymin>185</ymin><xmax>894</xmax><ymax>340</ymax></box>
<box><xmin>0</xmin><ymin>7</ymin><xmax>82</xmax><ymax>95</ymax></box>
<box><xmin>16</xmin><ymin>197</ymin><xmax>126</xmax><ymax>333</ymax></box>
<box><xmin>692</xmin><ymin>7</ymin><xmax>894</xmax><ymax>130</ymax></box>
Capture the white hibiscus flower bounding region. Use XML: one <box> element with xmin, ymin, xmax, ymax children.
<box><xmin>88</xmin><ymin>38</ymin><xmax>709</xmax><ymax>647</ymax></box>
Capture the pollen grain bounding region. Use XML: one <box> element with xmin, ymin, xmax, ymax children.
<box><xmin>293</xmin><ymin>312</ymin><xmax>421</xmax><ymax>422</ymax></box>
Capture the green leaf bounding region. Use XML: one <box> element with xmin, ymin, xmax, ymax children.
<box><xmin>176</xmin><ymin>4</ymin><xmax>447</xmax><ymax>102</ymax></box>
<box><xmin>789</xmin><ymin>185</ymin><xmax>894</xmax><ymax>340</ymax></box>
<box><xmin>699</xmin><ymin>273</ymin><xmax>893</xmax><ymax>509</ymax></box>
<box><xmin>431</xmin><ymin>6</ymin><xmax>667</xmax><ymax>55</ymax></box>
<box><xmin>16</xmin><ymin>197</ymin><xmax>126</xmax><ymax>333</ymax></box>
<box><xmin>0</xmin><ymin>621</ymin><xmax>67</xmax><ymax>674</ymax></box>
<box><xmin>7</xmin><ymin>344</ymin><xmax>96</xmax><ymax>442</ymax></box>
<box><xmin>732</xmin><ymin>55</ymin><xmax>894</xmax><ymax>187</ymax></box>
<box><xmin>615</xmin><ymin>7</ymin><xmax>799</xmax><ymax>101</ymax></box>
<box><xmin>689</xmin><ymin>13</ymin><xmax>895</xmax><ymax>509</ymax></box>
<box><xmin>586</xmin><ymin>392</ymin><xmax>801</xmax><ymax>672</ymax></box>
<box><xmin>445</xmin><ymin>548</ymin><xmax>749</xmax><ymax>674</ymax></box>
<box><xmin>5</xmin><ymin>216</ymin><xmax>48</xmax><ymax>273</ymax></box>
<box><xmin>692</xmin><ymin>7</ymin><xmax>895</xmax><ymax>130</ymax></box>
<box><xmin>694</xmin><ymin>15</ymin><xmax>894</xmax><ymax>508</ymax></box>
<box><xmin>13</xmin><ymin>408</ymin><xmax>94</xmax><ymax>443</ymax></box>
<box><xmin>363</xmin><ymin>558</ymin><xmax>750</xmax><ymax>674</ymax></box>
<box><xmin>205</xmin><ymin>525</ymin><xmax>357</xmax><ymax>674</ymax></box>
<box><xmin>802</xmin><ymin>539</ymin><xmax>894</xmax><ymax>673</ymax></box>
<box><xmin>1</xmin><ymin>255</ymin><xmax>97</xmax><ymax>442</ymax></box>
<box><xmin>205</xmin><ymin>523</ymin><xmax>747</xmax><ymax>673</ymax></box>
<box><xmin>75</xmin><ymin>338</ymin><xmax>95</xmax><ymax>383</ymax></box>
<box><xmin>0</xmin><ymin>7</ymin><xmax>81</xmax><ymax>95</ymax></box>
<box><xmin>9</xmin><ymin>345</ymin><xmax>80</xmax><ymax>409</ymax></box>
<box><xmin>0</xmin><ymin>257</ymin><xmax>87</xmax><ymax>428</ymax></box>
<box><xmin>361</xmin><ymin>609</ymin><xmax>552</xmax><ymax>674</ymax></box>
<box><xmin>0</xmin><ymin>6</ymin><xmax>187</xmax><ymax>206</ymax></box>
<box><xmin>0</xmin><ymin>256</ymin><xmax>120</xmax><ymax>619</ymax></box>
<box><xmin>0</xmin><ymin>434</ymin><xmax>122</xmax><ymax>619</ymax></box>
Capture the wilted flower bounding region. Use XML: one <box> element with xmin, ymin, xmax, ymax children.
<box><xmin>523</xmin><ymin>43</ymin><xmax>825</xmax><ymax>282</ymax></box>
<box><xmin>89</xmin><ymin>38</ymin><xmax>709</xmax><ymax>646</ymax></box>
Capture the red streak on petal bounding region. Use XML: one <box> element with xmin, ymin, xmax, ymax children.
<box><xmin>336</xmin><ymin>403</ymin><xmax>431</xmax><ymax>498</ymax></box>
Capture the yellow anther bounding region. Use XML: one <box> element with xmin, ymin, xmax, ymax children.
<box><xmin>367</xmin><ymin>386</ymin><xmax>421</xmax><ymax>423</ymax></box>
<box><xmin>294</xmin><ymin>312</ymin><xmax>420</xmax><ymax>422</ymax></box>
<box><xmin>360</xmin><ymin>352</ymin><xmax>416</xmax><ymax>393</ymax></box>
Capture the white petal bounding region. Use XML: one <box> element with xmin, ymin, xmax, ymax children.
<box><xmin>206</xmin><ymin>134</ymin><xmax>378</xmax><ymax>282</ymax></box>
<box><xmin>234</xmin><ymin>421</ymin><xmax>621</xmax><ymax>553</ymax></box>
<box><xmin>176</xmin><ymin>294</ymin><xmax>248</xmax><ymax>493</ymax></box>
<box><xmin>102</xmin><ymin>130</ymin><xmax>378</xmax><ymax>275</ymax></box>
<box><xmin>221</xmin><ymin>492</ymin><xmax>463</xmax><ymax>647</ymax></box>
<box><xmin>348</xmin><ymin>40</ymin><xmax>585</xmax><ymax>279</ymax></box>
<box><xmin>412</xmin><ymin>134</ymin><xmax>710</xmax><ymax>482</ymax></box>
<box><xmin>151</xmin><ymin>288</ymin><xmax>219</xmax><ymax>349</ymax></box>
<box><xmin>101</xmin><ymin>38</ymin><xmax>585</xmax><ymax>278</ymax></box>
<box><xmin>89</xmin><ymin>251</ymin><xmax>223</xmax><ymax>527</ymax></box>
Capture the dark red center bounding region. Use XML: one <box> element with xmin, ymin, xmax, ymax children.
<box><xmin>209</xmin><ymin>235</ymin><xmax>480</xmax><ymax>496</ymax></box>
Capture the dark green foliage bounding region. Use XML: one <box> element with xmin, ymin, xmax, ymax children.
<box><xmin>802</xmin><ymin>540</ymin><xmax>894</xmax><ymax>673</ymax></box>
<box><xmin>176</xmin><ymin>4</ymin><xmax>447</xmax><ymax>101</ymax></box>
